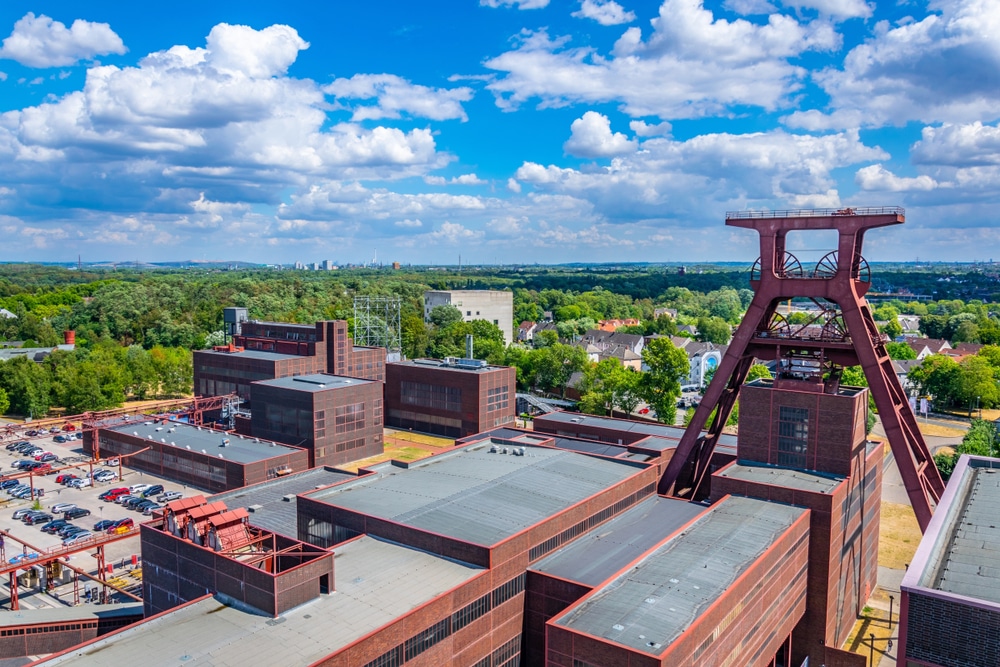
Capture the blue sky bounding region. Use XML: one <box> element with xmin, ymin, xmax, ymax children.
<box><xmin>0</xmin><ymin>0</ymin><xmax>997</xmax><ymax>265</ymax></box>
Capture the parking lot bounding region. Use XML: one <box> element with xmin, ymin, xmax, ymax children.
<box><xmin>0</xmin><ymin>424</ymin><xmax>203</xmax><ymax>610</ymax></box>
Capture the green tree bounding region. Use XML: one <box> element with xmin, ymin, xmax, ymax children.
<box><xmin>429</xmin><ymin>305</ymin><xmax>463</xmax><ymax>327</ymax></box>
<box><xmin>0</xmin><ymin>386</ymin><xmax>8</xmax><ymax>415</ymax></box>
<box><xmin>745</xmin><ymin>363</ymin><xmax>773</xmax><ymax>382</ymax></box>
<box><xmin>934</xmin><ymin>451</ymin><xmax>958</xmax><ymax>480</ymax></box>
<box><xmin>640</xmin><ymin>338</ymin><xmax>689</xmax><ymax>424</ymax></box>
<box><xmin>695</xmin><ymin>317</ymin><xmax>731</xmax><ymax>344</ymax></box>
<box><xmin>0</xmin><ymin>356</ymin><xmax>51</xmax><ymax>417</ymax></box>
<box><xmin>880</xmin><ymin>319</ymin><xmax>903</xmax><ymax>340</ymax></box>
<box><xmin>532</xmin><ymin>344</ymin><xmax>588</xmax><ymax>394</ymax></box>
<box><xmin>401</xmin><ymin>314</ymin><xmax>430</xmax><ymax>359</ymax></box>
<box><xmin>534</xmin><ymin>329</ymin><xmax>558</xmax><ymax>348</ymax></box>
<box><xmin>578</xmin><ymin>359</ymin><xmax>617</xmax><ymax>416</ymax></box>
<box><xmin>959</xmin><ymin>419</ymin><xmax>996</xmax><ymax>457</ymax></box>
<box><xmin>885</xmin><ymin>342</ymin><xmax>917</xmax><ymax>360</ymax></box>
<box><xmin>909</xmin><ymin>355</ymin><xmax>960</xmax><ymax>406</ymax></box>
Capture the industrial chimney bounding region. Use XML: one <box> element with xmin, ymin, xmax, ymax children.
<box><xmin>63</xmin><ymin>330</ymin><xmax>76</xmax><ymax>346</ymax></box>
<box><xmin>465</xmin><ymin>334</ymin><xmax>474</xmax><ymax>359</ymax></box>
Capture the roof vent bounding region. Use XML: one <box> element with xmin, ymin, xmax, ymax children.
<box><xmin>221</xmin><ymin>438</ymin><xmax>230</xmax><ymax>447</ymax></box>
<box><xmin>170</xmin><ymin>442</ymin><xmax>175</xmax><ymax>447</ymax></box>
<box><xmin>282</xmin><ymin>494</ymin><xmax>296</xmax><ymax>502</ymax></box>
<box><xmin>132</xmin><ymin>432</ymin><xmax>138</xmax><ymax>436</ymax></box>
<box><xmin>489</xmin><ymin>445</ymin><xmax>498</xmax><ymax>453</ymax></box>
<box><xmin>201</xmin><ymin>449</ymin><xmax>207</xmax><ymax>454</ymax></box>
<box><xmin>155</xmin><ymin>426</ymin><xmax>163</xmax><ymax>431</ymax></box>
<box><xmin>186</xmin><ymin>445</ymin><xmax>191</xmax><ymax>450</ymax></box>
<box><xmin>247</xmin><ymin>504</ymin><xmax>264</xmax><ymax>513</ymax></box>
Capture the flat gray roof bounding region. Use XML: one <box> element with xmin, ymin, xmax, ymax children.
<box><xmin>535</xmin><ymin>411</ymin><xmax>738</xmax><ymax>455</ymax></box>
<box><xmin>553</xmin><ymin>496</ymin><xmax>806</xmax><ymax>655</ymax></box>
<box><xmin>36</xmin><ymin>536</ymin><xmax>482</xmax><ymax>667</ymax></box>
<box><xmin>210</xmin><ymin>467</ymin><xmax>356</xmax><ymax>538</ymax></box>
<box><xmin>391</xmin><ymin>358</ymin><xmax>506</xmax><ymax>374</ymax></box>
<box><xmin>306</xmin><ymin>440</ymin><xmax>648</xmax><ymax>546</ymax></box>
<box><xmin>922</xmin><ymin>461</ymin><xmax>1000</xmax><ymax>603</ymax></box>
<box><xmin>253</xmin><ymin>374</ymin><xmax>376</xmax><ymax>392</ymax></box>
<box><xmin>108</xmin><ymin>421</ymin><xmax>302</xmax><ymax>464</ymax></box>
<box><xmin>531</xmin><ymin>497</ymin><xmax>707</xmax><ymax>586</ymax></box>
<box><xmin>195</xmin><ymin>348</ymin><xmax>302</xmax><ymax>361</ymax></box>
<box><xmin>0</xmin><ymin>602</ymin><xmax>143</xmax><ymax>628</ymax></box>
<box><xmin>718</xmin><ymin>462</ymin><xmax>844</xmax><ymax>494</ymax></box>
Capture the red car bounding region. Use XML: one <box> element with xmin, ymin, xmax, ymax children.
<box><xmin>107</xmin><ymin>517</ymin><xmax>134</xmax><ymax>535</ymax></box>
<box><xmin>638</xmin><ymin>407</ymin><xmax>650</xmax><ymax>414</ymax></box>
<box><xmin>62</xmin><ymin>423</ymin><xmax>76</xmax><ymax>432</ymax></box>
<box><xmin>102</xmin><ymin>487</ymin><xmax>130</xmax><ymax>502</ymax></box>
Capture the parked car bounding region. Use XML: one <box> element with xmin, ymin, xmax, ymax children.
<box><xmin>69</xmin><ymin>477</ymin><xmax>91</xmax><ymax>488</ymax></box>
<box><xmin>38</xmin><ymin>453</ymin><xmax>58</xmax><ymax>463</ymax></box>
<box><xmin>41</xmin><ymin>519</ymin><xmax>71</xmax><ymax>534</ymax></box>
<box><xmin>11</xmin><ymin>460</ymin><xmax>32</xmax><ymax>470</ymax></box>
<box><xmin>6</xmin><ymin>441</ymin><xmax>29</xmax><ymax>451</ymax></box>
<box><xmin>53</xmin><ymin>435</ymin><xmax>68</xmax><ymax>443</ymax></box>
<box><xmin>59</xmin><ymin>474</ymin><xmax>80</xmax><ymax>485</ymax></box>
<box><xmin>62</xmin><ymin>423</ymin><xmax>76</xmax><ymax>432</ymax></box>
<box><xmin>156</xmin><ymin>491</ymin><xmax>183</xmax><ymax>503</ymax></box>
<box><xmin>16</xmin><ymin>510</ymin><xmax>45</xmax><ymax>522</ymax></box>
<box><xmin>125</xmin><ymin>497</ymin><xmax>149</xmax><ymax>510</ymax></box>
<box><xmin>0</xmin><ymin>479</ymin><xmax>20</xmax><ymax>490</ymax></box>
<box><xmin>8</xmin><ymin>485</ymin><xmax>29</xmax><ymax>496</ymax></box>
<box><xmin>12</xmin><ymin>508</ymin><xmax>37</xmax><ymax>520</ymax></box>
<box><xmin>115</xmin><ymin>494</ymin><xmax>138</xmax><ymax>506</ymax></box>
<box><xmin>134</xmin><ymin>499</ymin><xmax>157</xmax><ymax>511</ymax></box>
<box><xmin>33</xmin><ymin>464</ymin><xmax>52</xmax><ymax>474</ymax></box>
<box><xmin>51</xmin><ymin>503</ymin><xmax>78</xmax><ymax>514</ymax></box>
<box><xmin>73</xmin><ymin>433</ymin><xmax>84</xmax><ymax>440</ymax></box>
<box><xmin>107</xmin><ymin>518</ymin><xmax>134</xmax><ymax>534</ymax></box>
<box><xmin>23</xmin><ymin>512</ymin><xmax>52</xmax><ymax>526</ymax></box>
<box><xmin>58</xmin><ymin>524</ymin><xmax>87</xmax><ymax>538</ymax></box>
<box><xmin>64</xmin><ymin>507</ymin><xmax>91</xmax><ymax>519</ymax></box>
<box><xmin>129</xmin><ymin>483</ymin><xmax>151</xmax><ymax>495</ymax></box>
<box><xmin>142</xmin><ymin>485</ymin><xmax>164</xmax><ymax>498</ymax></box>
<box><xmin>142</xmin><ymin>503</ymin><xmax>163</xmax><ymax>515</ymax></box>
<box><xmin>102</xmin><ymin>487</ymin><xmax>130</xmax><ymax>502</ymax></box>
<box><xmin>15</xmin><ymin>488</ymin><xmax>44</xmax><ymax>499</ymax></box>
<box><xmin>93</xmin><ymin>519</ymin><xmax>116</xmax><ymax>531</ymax></box>
<box><xmin>23</xmin><ymin>447</ymin><xmax>43</xmax><ymax>457</ymax></box>
<box><xmin>63</xmin><ymin>531</ymin><xmax>93</xmax><ymax>546</ymax></box>
<box><xmin>105</xmin><ymin>459</ymin><xmax>119</xmax><ymax>466</ymax></box>
<box><xmin>94</xmin><ymin>471</ymin><xmax>118</xmax><ymax>482</ymax></box>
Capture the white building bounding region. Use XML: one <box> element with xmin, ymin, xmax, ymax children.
<box><xmin>424</xmin><ymin>290</ymin><xmax>514</xmax><ymax>345</ymax></box>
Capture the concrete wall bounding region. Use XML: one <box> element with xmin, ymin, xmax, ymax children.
<box><xmin>424</xmin><ymin>290</ymin><xmax>514</xmax><ymax>345</ymax></box>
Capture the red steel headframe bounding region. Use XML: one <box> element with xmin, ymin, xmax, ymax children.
<box><xmin>659</xmin><ymin>207</ymin><xmax>944</xmax><ymax>531</ymax></box>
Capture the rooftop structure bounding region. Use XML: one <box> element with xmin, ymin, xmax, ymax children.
<box><xmin>716</xmin><ymin>461</ymin><xmax>845</xmax><ymax>494</ymax></box>
<box><xmin>252</xmin><ymin>373</ymin><xmax>377</xmax><ymax>392</ymax></box>
<box><xmin>424</xmin><ymin>289</ymin><xmax>513</xmax><ymax>344</ymax></box>
<box><xmin>549</xmin><ymin>495</ymin><xmax>809</xmax><ymax>663</ymax></box>
<box><xmin>530</xmin><ymin>495</ymin><xmax>706</xmax><ymax>587</ymax></box>
<box><xmin>108</xmin><ymin>420</ymin><xmax>301</xmax><ymax>465</ymax></box>
<box><xmin>39</xmin><ymin>536</ymin><xmax>483</xmax><ymax>667</ymax></box>
<box><xmin>304</xmin><ymin>439</ymin><xmax>647</xmax><ymax>548</ymax></box>
<box><xmin>209</xmin><ymin>466</ymin><xmax>356</xmax><ymax>539</ymax></box>
<box><xmin>900</xmin><ymin>455</ymin><xmax>1000</xmax><ymax>667</ymax></box>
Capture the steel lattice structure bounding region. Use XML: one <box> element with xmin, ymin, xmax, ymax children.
<box><xmin>659</xmin><ymin>207</ymin><xmax>945</xmax><ymax>531</ymax></box>
<box><xmin>353</xmin><ymin>295</ymin><xmax>402</xmax><ymax>358</ymax></box>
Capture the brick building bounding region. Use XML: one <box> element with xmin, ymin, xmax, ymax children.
<box><xmin>249</xmin><ymin>374</ymin><xmax>384</xmax><ymax>467</ymax></box>
<box><xmin>899</xmin><ymin>454</ymin><xmax>1000</xmax><ymax>667</ymax></box>
<box><xmin>194</xmin><ymin>319</ymin><xmax>385</xmax><ymax>405</ymax></box>
<box><xmin>385</xmin><ymin>358</ymin><xmax>515</xmax><ymax>438</ymax></box>
<box><xmin>85</xmin><ymin>420</ymin><xmax>309</xmax><ymax>493</ymax></box>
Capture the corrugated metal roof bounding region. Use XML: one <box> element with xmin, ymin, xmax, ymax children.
<box><xmin>109</xmin><ymin>421</ymin><xmax>301</xmax><ymax>464</ymax></box>
<box><xmin>718</xmin><ymin>462</ymin><xmax>844</xmax><ymax>494</ymax></box>
<box><xmin>932</xmin><ymin>466</ymin><xmax>1000</xmax><ymax>603</ymax></box>
<box><xmin>554</xmin><ymin>496</ymin><xmax>806</xmax><ymax>654</ymax></box>
<box><xmin>535</xmin><ymin>412</ymin><xmax>738</xmax><ymax>456</ymax></box>
<box><xmin>531</xmin><ymin>497</ymin><xmax>707</xmax><ymax>586</ymax></box>
<box><xmin>196</xmin><ymin>348</ymin><xmax>303</xmax><ymax>361</ymax></box>
<box><xmin>306</xmin><ymin>442</ymin><xmax>646</xmax><ymax>546</ymax></box>
<box><xmin>211</xmin><ymin>467</ymin><xmax>355</xmax><ymax>538</ymax></box>
<box><xmin>35</xmin><ymin>536</ymin><xmax>482</xmax><ymax>667</ymax></box>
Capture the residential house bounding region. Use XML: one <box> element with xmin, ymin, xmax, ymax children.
<box><xmin>518</xmin><ymin>321</ymin><xmax>538</xmax><ymax>342</ymax></box>
<box><xmin>653</xmin><ymin>307</ymin><xmax>678</xmax><ymax>320</ymax></box>
<box><xmin>897</xmin><ymin>315</ymin><xmax>921</xmax><ymax>337</ymax></box>
<box><xmin>597</xmin><ymin>318</ymin><xmax>641</xmax><ymax>332</ymax></box>
<box><xmin>892</xmin><ymin>359</ymin><xmax>921</xmax><ymax>396</ymax></box>
<box><xmin>907</xmin><ymin>337</ymin><xmax>952</xmax><ymax>360</ymax></box>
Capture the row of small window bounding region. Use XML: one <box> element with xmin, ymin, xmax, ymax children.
<box><xmin>363</xmin><ymin>579</ymin><xmax>525</xmax><ymax>667</ymax></box>
<box><xmin>528</xmin><ymin>484</ymin><xmax>655</xmax><ymax>561</ymax></box>
<box><xmin>400</xmin><ymin>381</ymin><xmax>463</xmax><ymax>412</ymax></box>
<box><xmin>335</xmin><ymin>403</ymin><xmax>367</xmax><ymax>433</ymax></box>
<box><xmin>334</xmin><ymin>438</ymin><xmax>367</xmax><ymax>454</ymax></box>
<box><xmin>487</xmin><ymin>386</ymin><xmax>510</xmax><ymax>412</ymax></box>
<box><xmin>0</xmin><ymin>616</ymin><xmax>133</xmax><ymax>637</ymax></box>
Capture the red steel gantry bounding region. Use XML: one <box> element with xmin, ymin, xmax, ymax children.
<box><xmin>659</xmin><ymin>207</ymin><xmax>945</xmax><ymax>531</ymax></box>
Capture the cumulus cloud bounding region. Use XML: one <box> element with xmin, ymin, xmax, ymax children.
<box><xmin>911</xmin><ymin>122</ymin><xmax>1000</xmax><ymax>167</ymax></box>
<box><xmin>855</xmin><ymin>164</ymin><xmax>937</xmax><ymax>192</ymax></box>
<box><xmin>481</xmin><ymin>0</ymin><xmax>550</xmax><ymax>8</ymax></box>
<box><xmin>424</xmin><ymin>173</ymin><xmax>487</xmax><ymax>185</ymax></box>
<box><xmin>572</xmin><ymin>0</ymin><xmax>637</xmax><ymax>25</ymax></box>
<box><xmin>564</xmin><ymin>111</ymin><xmax>637</xmax><ymax>157</ymax></box>
<box><xmin>325</xmin><ymin>74</ymin><xmax>474</xmax><ymax>122</ymax></box>
<box><xmin>518</xmin><ymin>128</ymin><xmax>886</xmax><ymax>221</ymax></box>
<box><xmin>485</xmin><ymin>0</ymin><xmax>839</xmax><ymax>119</ymax></box>
<box><xmin>784</xmin><ymin>0</ymin><xmax>1000</xmax><ymax>129</ymax></box>
<box><xmin>724</xmin><ymin>0</ymin><xmax>778</xmax><ymax>14</ymax></box>
<box><xmin>629</xmin><ymin>119</ymin><xmax>671</xmax><ymax>137</ymax></box>
<box><xmin>0</xmin><ymin>13</ymin><xmax>126</xmax><ymax>68</ymax></box>
<box><xmin>429</xmin><ymin>221</ymin><xmax>484</xmax><ymax>243</ymax></box>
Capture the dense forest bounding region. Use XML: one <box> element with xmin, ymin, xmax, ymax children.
<box><xmin>1</xmin><ymin>262</ymin><xmax>999</xmax><ymax>419</ymax></box>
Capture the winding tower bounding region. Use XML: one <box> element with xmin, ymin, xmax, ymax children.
<box><xmin>660</xmin><ymin>207</ymin><xmax>945</xmax><ymax>531</ymax></box>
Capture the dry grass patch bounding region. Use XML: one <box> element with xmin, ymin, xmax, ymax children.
<box><xmin>917</xmin><ymin>422</ymin><xmax>966</xmax><ymax>437</ymax></box>
<box><xmin>879</xmin><ymin>502</ymin><xmax>922</xmax><ymax>570</ymax></box>
<box><xmin>337</xmin><ymin>443</ymin><xmax>438</xmax><ymax>472</ymax></box>
<box><xmin>844</xmin><ymin>606</ymin><xmax>896</xmax><ymax>662</ymax></box>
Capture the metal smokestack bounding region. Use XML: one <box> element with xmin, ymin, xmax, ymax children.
<box><xmin>466</xmin><ymin>334</ymin><xmax>474</xmax><ymax>359</ymax></box>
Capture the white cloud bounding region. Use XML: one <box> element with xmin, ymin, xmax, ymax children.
<box><xmin>424</xmin><ymin>173</ymin><xmax>487</xmax><ymax>186</ymax></box>
<box><xmin>564</xmin><ymin>111</ymin><xmax>637</xmax><ymax>157</ymax></box>
<box><xmin>855</xmin><ymin>164</ymin><xmax>937</xmax><ymax>192</ymax></box>
<box><xmin>0</xmin><ymin>13</ymin><xmax>126</xmax><ymax>68</ymax></box>
<box><xmin>780</xmin><ymin>0</ymin><xmax>872</xmax><ymax>20</ymax></box>
<box><xmin>395</xmin><ymin>218</ymin><xmax>423</xmax><ymax>228</ymax></box>
<box><xmin>572</xmin><ymin>0</ymin><xmax>637</xmax><ymax>26</ymax></box>
<box><xmin>429</xmin><ymin>221</ymin><xmax>484</xmax><ymax>243</ymax></box>
<box><xmin>485</xmin><ymin>0</ymin><xmax>839</xmax><ymax>119</ymax></box>
<box><xmin>784</xmin><ymin>0</ymin><xmax>1000</xmax><ymax>129</ymax></box>
<box><xmin>507</xmin><ymin>178</ymin><xmax>522</xmax><ymax>193</ymax></box>
<box><xmin>204</xmin><ymin>23</ymin><xmax>306</xmax><ymax>78</ymax></box>
<box><xmin>324</xmin><ymin>74</ymin><xmax>473</xmax><ymax>122</ymax></box>
<box><xmin>480</xmin><ymin>0</ymin><xmax>550</xmax><ymax>8</ymax></box>
<box><xmin>724</xmin><ymin>0</ymin><xmax>778</xmax><ymax>14</ymax></box>
<box><xmin>0</xmin><ymin>71</ymin><xmax>6</xmax><ymax>81</ymax></box>
<box><xmin>517</xmin><ymin>128</ymin><xmax>886</xmax><ymax>221</ymax></box>
<box><xmin>911</xmin><ymin>122</ymin><xmax>1000</xmax><ymax>167</ymax></box>
<box><xmin>629</xmin><ymin>119</ymin><xmax>671</xmax><ymax>137</ymax></box>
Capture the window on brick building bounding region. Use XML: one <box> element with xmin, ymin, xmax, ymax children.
<box><xmin>777</xmin><ymin>406</ymin><xmax>809</xmax><ymax>468</ymax></box>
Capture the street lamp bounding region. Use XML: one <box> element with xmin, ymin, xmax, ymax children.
<box><xmin>869</xmin><ymin>632</ymin><xmax>876</xmax><ymax>667</ymax></box>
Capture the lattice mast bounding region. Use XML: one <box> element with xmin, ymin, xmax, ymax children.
<box><xmin>353</xmin><ymin>295</ymin><xmax>402</xmax><ymax>359</ymax></box>
<box><xmin>659</xmin><ymin>207</ymin><xmax>945</xmax><ymax>531</ymax></box>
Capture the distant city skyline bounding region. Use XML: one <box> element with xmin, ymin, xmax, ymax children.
<box><xmin>0</xmin><ymin>1</ymin><xmax>998</xmax><ymax>265</ymax></box>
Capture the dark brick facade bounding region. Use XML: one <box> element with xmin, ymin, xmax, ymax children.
<box><xmin>902</xmin><ymin>591</ymin><xmax>1000</xmax><ymax>667</ymax></box>
<box><xmin>385</xmin><ymin>361</ymin><xmax>516</xmax><ymax>438</ymax></box>
<box><xmin>84</xmin><ymin>428</ymin><xmax>309</xmax><ymax>493</ymax></box>
<box><xmin>544</xmin><ymin>505</ymin><xmax>811</xmax><ymax>667</ymax></box>
<box><xmin>0</xmin><ymin>610</ymin><xmax>142</xmax><ymax>661</ymax></box>
<box><xmin>194</xmin><ymin>319</ymin><xmax>385</xmax><ymax>405</ymax></box>
<box><xmin>250</xmin><ymin>376</ymin><xmax>384</xmax><ymax>467</ymax></box>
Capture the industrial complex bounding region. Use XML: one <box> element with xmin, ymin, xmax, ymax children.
<box><xmin>0</xmin><ymin>209</ymin><xmax>996</xmax><ymax>666</ymax></box>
